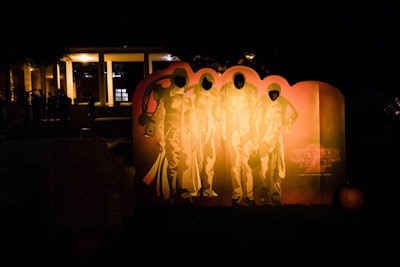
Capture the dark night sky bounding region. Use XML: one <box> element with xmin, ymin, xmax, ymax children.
<box><xmin>2</xmin><ymin>1</ymin><xmax>399</xmax><ymax>95</ymax></box>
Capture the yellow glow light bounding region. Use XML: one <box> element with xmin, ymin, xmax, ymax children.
<box><xmin>77</xmin><ymin>54</ymin><xmax>92</xmax><ymax>62</ymax></box>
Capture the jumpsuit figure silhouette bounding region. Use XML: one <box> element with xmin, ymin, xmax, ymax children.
<box><xmin>193</xmin><ymin>73</ymin><xmax>220</xmax><ymax>197</ymax></box>
<box><xmin>154</xmin><ymin>68</ymin><xmax>199</xmax><ymax>204</ymax></box>
<box><xmin>220</xmin><ymin>72</ymin><xmax>258</xmax><ymax>206</ymax></box>
<box><xmin>253</xmin><ymin>83</ymin><xmax>298</xmax><ymax>204</ymax></box>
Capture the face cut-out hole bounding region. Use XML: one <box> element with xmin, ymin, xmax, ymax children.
<box><xmin>269</xmin><ymin>90</ymin><xmax>280</xmax><ymax>101</ymax></box>
<box><xmin>202</xmin><ymin>77</ymin><xmax>212</xmax><ymax>90</ymax></box>
<box><xmin>174</xmin><ymin>76</ymin><xmax>187</xmax><ymax>88</ymax></box>
<box><xmin>234</xmin><ymin>73</ymin><xmax>245</xmax><ymax>89</ymax></box>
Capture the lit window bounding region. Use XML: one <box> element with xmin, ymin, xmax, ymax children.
<box><xmin>115</xmin><ymin>88</ymin><xmax>128</xmax><ymax>102</ymax></box>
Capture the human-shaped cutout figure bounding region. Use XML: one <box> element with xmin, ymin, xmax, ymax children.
<box><xmin>253</xmin><ymin>83</ymin><xmax>298</xmax><ymax>204</ymax></box>
<box><xmin>220</xmin><ymin>72</ymin><xmax>258</xmax><ymax>206</ymax></box>
<box><xmin>193</xmin><ymin>73</ymin><xmax>220</xmax><ymax>197</ymax></box>
<box><xmin>154</xmin><ymin>68</ymin><xmax>199</xmax><ymax>205</ymax></box>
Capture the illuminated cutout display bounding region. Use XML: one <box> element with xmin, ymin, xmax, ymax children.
<box><xmin>132</xmin><ymin>62</ymin><xmax>346</xmax><ymax>206</ymax></box>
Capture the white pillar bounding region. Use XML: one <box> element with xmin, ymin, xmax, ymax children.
<box><xmin>24</xmin><ymin>66</ymin><xmax>32</xmax><ymax>92</ymax></box>
<box><xmin>56</xmin><ymin>64</ymin><xmax>61</xmax><ymax>90</ymax></box>
<box><xmin>65</xmin><ymin>61</ymin><xmax>74</xmax><ymax>104</ymax></box>
<box><xmin>106</xmin><ymin>60</ymin><xmax>114</xmax><ymax>107</ymax></box>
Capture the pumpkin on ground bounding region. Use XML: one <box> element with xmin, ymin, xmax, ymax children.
<box><xmin>336</xmin><ymin>183</ymin><xmax>364</xmax><ymax>210</ymax></box>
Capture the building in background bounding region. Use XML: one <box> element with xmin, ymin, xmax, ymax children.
<box><xmin>2</xmin><ymin>46</ymin><xmax>180</xmax><ymax>107</ymax></box>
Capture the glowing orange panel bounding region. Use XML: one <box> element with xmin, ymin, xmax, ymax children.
<box><xmin>132</xmin><ymin>62</ymin><xmax>345</xmax><ymax>206</ymax></box>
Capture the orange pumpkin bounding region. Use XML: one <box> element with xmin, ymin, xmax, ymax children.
<box><xmin>337</xmin><ymin>185</ymin><xmax>364</xmax><ymax>210</ymax></box>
